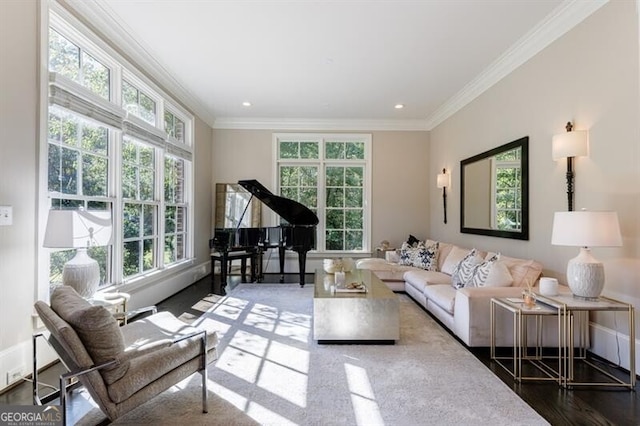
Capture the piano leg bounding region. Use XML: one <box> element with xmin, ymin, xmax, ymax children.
<box><xmin>297</xmin><ymin>250</ymin><xmax>308</xmax><ymax>287</ymax></box>
<box><xmin>278</xmin><ymin>245</ymin><xmax>286</xmax><ymax>283</ymax></box>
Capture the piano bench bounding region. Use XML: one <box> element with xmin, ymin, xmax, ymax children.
<box><xmin>210</xmin><ymin>251</ymin><xmax>257</xmax><ymax>289</ymax></box>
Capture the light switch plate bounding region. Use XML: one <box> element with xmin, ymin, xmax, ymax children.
<box><xmin>0</xmin><ymin>206</ymin><xmax>13</xmax><ymax>226</ymax></box>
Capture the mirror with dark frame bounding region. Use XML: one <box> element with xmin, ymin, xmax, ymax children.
<box><xmin>460</xmin><ymin>136</ymin><xmax>529</xmax><ymax>240</ymax></box>
<box><xmin>214</xmin><ymin>183</ymin><xmax>261</xmax><ymax>229</ymax></box>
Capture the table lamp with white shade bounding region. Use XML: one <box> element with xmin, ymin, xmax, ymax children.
<box><xmin>44</xmin><ymin>209</ymin><xmax>112</xmax><ymax>298</ymax></box>
<box><xmin>551</xmin><ymin>210</ymin><xmax>622</xmax><ymax>299</ymax></box>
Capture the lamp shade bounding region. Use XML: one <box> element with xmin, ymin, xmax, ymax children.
<box><xmin>552</xmin><ymin>130</ymin><xmax>588</xmax><ymax>160</ymax></box>
<box><xmin>44</xmin><ymin>209</ymin><xmax>112</xmax><ymax>248</ymax></box>
<box><xmin>436</xmin><ymin>172</ymin><xmax>450</xmax><ymax>189</ymax></box>
<box><xmin>551</xmin><ymin>211</ymin><xmax>622</xmax><ymax>248</ymax></box>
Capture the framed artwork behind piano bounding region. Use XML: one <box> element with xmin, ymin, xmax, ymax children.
<box><xmin>215</xmin><ymin>183</ymin><xmax>261</xmax><ymax>228</ymax></box>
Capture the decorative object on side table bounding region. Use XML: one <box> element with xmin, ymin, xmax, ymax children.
<box><xmin>551</xmin><ymin>210</ymin><xmax>622</xmax><ymax>299</ymax></box>
<box><xmin>44</xmin><ymin>209</ymin><xmax>112</xmax><ymax>298</ymax></box>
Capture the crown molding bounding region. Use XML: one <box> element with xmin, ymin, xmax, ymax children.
<box><xmin>212</xmin><ymin>117</ymin><xmax>429</xmax><ymax>131</ymax></box>
<box><xmin>424</xmin><ymin>0</ymin><xmax>608</xmax><ymax>131</ymax></box>
<box><xmin>58</xmin><ymin>0</ymin><xmax>217</xmax><ymax>127</ymax></box>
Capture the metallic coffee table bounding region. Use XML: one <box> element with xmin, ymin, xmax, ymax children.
<box><xmin>313</xmin><ymin>269</ymin><xmax>399</xmax><ymax>344</ymax></box>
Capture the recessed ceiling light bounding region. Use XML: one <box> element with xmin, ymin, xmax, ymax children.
<box><xmin>242</xmin><ymin>101</ymin><xmax>252</xmax><ymax>107</ymax></box>
<box><xmin>394</xmin><ymin>104</ymin><xmax>404</xmax><ymax>109</ymax></box>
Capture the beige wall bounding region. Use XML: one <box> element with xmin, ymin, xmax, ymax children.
<box><xmin>429</xmin><ymin>1</ymin><xmax>640</xmax><ymax>364</ymax></box>
<box><xmin>212</xmin><ymin>129</ymin><xmax>430</xmax><ymax>252</ymax></box>
<box><xmin>0</xmin><ymin>0</ymin><xmax>38</xmax><ymax>387</ymax></box>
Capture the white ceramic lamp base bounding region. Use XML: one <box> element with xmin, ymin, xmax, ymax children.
<box><xmin>63</xmin><ymin>248</ymin><xmax>100</xmax><ymax>298</ymax></box>
<box><xmin>566</xmin><ymin>247</ymin><xmax>605</xmax><ymax>300</ymax></box>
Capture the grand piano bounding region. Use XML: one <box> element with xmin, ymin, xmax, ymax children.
<box><xmin>210</xmin><ymin>179</ymin><xmax>319</xmax><ymax>288</ymax></box>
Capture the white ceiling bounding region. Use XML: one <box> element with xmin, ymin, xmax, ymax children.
<box><xmin>70</xmin><ymin>0</ymin><xmax>604</xmax><ymax>130</ymax></box>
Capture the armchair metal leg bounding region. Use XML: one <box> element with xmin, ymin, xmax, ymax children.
<box><xmin>201</xmin><ymin>333</ymin><xmax>208</xmax><ymax>413</ymax></box>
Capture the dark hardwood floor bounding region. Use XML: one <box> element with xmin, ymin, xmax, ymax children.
<box><xmin>3</xmin><ymin>273</ymin><xmax>638</xmax><ymax>425</ymax></box>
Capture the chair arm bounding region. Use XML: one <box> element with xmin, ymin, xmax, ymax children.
<box><xmin>112</xmin><ymin>305</ymin><xmax>157</xmax><ymax>322</ymax></box>
<box><xmin>115</xmin><ymin>329</ymin><xmax>209</xmax><ymax>365</ymax></box>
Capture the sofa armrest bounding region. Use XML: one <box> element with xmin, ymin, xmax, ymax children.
<box><xmin>453</xmin><ymin>286</ymin><xmax>524</xmax><ymax>346</ymax></box>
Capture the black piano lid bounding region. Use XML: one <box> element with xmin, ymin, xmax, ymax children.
<box><xmin>238</xmin><ymin>179</ymin><xmax>319</xmax><ymax>226</ymax></box>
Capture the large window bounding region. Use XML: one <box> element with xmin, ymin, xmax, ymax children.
<box><xmin>45</xmin><ymin>10</ymin><xmax>194</xmax><ymax>289</ymax></box>
<box><xmin>275</xmin><ymin>134</ymin><xmax>371</xmax><ymax>253</ymax></box>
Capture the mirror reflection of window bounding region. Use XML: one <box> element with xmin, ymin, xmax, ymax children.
<box><xmin>215</xmin><ymin>183</ymin><xmax>261</xmax><ymax>229</ymax></box>
<box><xmin>492</xmin><ymin>148</ymin><xmax>522</xmax><ymax>231</ymax></box>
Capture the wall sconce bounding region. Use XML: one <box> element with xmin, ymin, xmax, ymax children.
<box><xmin>552</xmin><ymin>121</ymin><xmax>588</xmax><ymax>211</ymax></box>
<box><xmin>436</xmin><ymin>168</ymin><xmax>450</xmax><ymax>224</ymax></box>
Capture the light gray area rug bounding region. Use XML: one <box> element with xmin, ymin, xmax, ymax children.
<box><xmin>79</xmin><ymin>284</ymin><xmax>549</xmax><ymax>425</ymax></box>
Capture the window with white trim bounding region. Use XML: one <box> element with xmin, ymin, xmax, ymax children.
<box><xmin>274</xmin><ymin>134</ymin><xmax>371</xmax><ymax>253</ymax></box>
<box><xmin>45</xmin><ymin>8</ymin><xmax>194</xmax><ymax>289</ymax></box>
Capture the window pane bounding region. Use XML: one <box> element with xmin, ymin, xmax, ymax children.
<box><xmin>123</xmin><ymin>241</ymin><xmax>140</xmax><ymax>277</ymax></box>
<box><xmin>326</xmin><ymin>188</ymin><xmax>344</xmax><ymax>208</ymax></box>
<box><xmin>300</xmin><ymin>166</ymin><xmax>317</xmax><ymax>187</ymax></box>
<box><xmin>164</xmin><ymin>235</ymin><xmax>176</xmax><ymax>264</ymax></box>
<box><xmin>280</xmin><ymin>166</ymin><xmax>300</xmax><ymax>187</ymax></box>
<box><xmin>139</xmin><ymin>92</ymin><xmax>156</xmax><ymax>124</ymax></box>
<box><xmin>279</xmin><ymin>141</ymin><xmax>298</xmax><ymax>159</ymax></box>
<box><xmin>60</xmin><ymin>147</ymin><xmax>78</xmax><ymax>194</ymax></box>
<box><xmin>345</xmin><ymin>230</ymin><xmax>363</xmax><ymax>250</ymax></box>
<box><xmin>140</xmin><ymin>145</ymin><xmax>154</xmax><ymax>168</ymax></box>
<box><xmin>164</xmin><ymin>111</ymin><xmax>175</xmax><ymax>138</ymax></box>
<box><xmin>345</xmin><ymin>209</ymin><xmax>363</xmax><ymax>229</ymax></box>
<box><xmin>299</xmin><ymin>187</ymin><xmax>317</xmax><ymax>209</ymax></box>
<box><xmin>122</xmin><ymin>80</ymin><xmax>138</xmax><ymax>114</ymax></box>
<box><xmin>123</xmin><ymin>203</ymin><xmax>141</xmax><ymax>239</ymax></box>
<box><xmin>300</xmin><ymin>142</ymin><xmax>318</xmax><ymax>159</ymax></box>
<box><xmin>165</xmin><ymin>205</ymin><xmax>176</xmax><ymax>233</ymax></box>
<box><xmin>48</xmin><ymin>29</ymin><xmax>79</xmax><ymax>82</ymax></box>
<box><xmin>326</xmin><ymin>167</ymin><xmax>344</xmax><ymax>186</ymax></box>
<box><xmin>82</xmin><ymin>154</ymin><xmax>107</xmax><ymax>196</ymax></box>
<box><xmin>48</xmin><ymin>113</ymin><xmax>62</xmax><ymax>142</ymax></box>
<box><xmin>48</xmin><ymin>144</ymin><xmax>61</xmax><ymax>192</ymax></box>
<box><xmin>345</xmin><ymin>167</ymin><xmax>363</xmax><ymax>186</ymax></box>
<box><xmin>176</xmin><ymin>207</ymin><xmax>185</xmax><ymax>233</ymax></box>
<box><xmin>143</xmin><ymin>205</ymin><xmax>154</xmax><ymax>236</ymax></box>
<box><xmin>176</xmin><ymin>233</ymin><xmax>185</xmax><ymax>260</ymax></box>
<box><xmin>81</xmin><ymin>124</ymin><xmax>107</xmax><ymax>155</ymax></box>
<box><xmin>325</xmin><ymin>142</ymin><xmax>344</xmax><ymax>159</ymax></box>
<box><xmin>140</xmin><ymin>168</ymin><xmax>154</xmax><ymax>200</ymax></box>
<box><xmin>326</xmin><ymin>230</ymin><xmax>344</xmax><ymax>250</ymax></box>
<box><xmin>122</xmin><ymin>164</ymin><xmax>136</xmax><ymax>199</ymax></box>
<box><xmin>143</xmin><ymin>239</ymin><xmax>154</xmax><ymax>271</ymax></box>
<box><xmin>62</xmin><ymin>116</ymin><xmax>78</xmax><ymax>147</ymax></box>
<box><xmin>82</xmin><ymin>51</ymin><xmax>109</xmax><ymax>100</ymax></box>
<box><xmin>345</xmin><ymin>142</ymin><xmax>365</xmax><ymax>159</ymax></box>
<box><xmin>326</xmin><ymin>209</ymin><xmax>343</xmax><ymax>229</ymax></box>
<box><xmin>345</xmin><ymin>188</ymin><xmax>362</xmax><ymax>208</ymax></box>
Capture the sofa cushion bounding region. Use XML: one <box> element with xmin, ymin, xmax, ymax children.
<box><xmin>451</xmin><ymin>249</ymin><xmax>483</xmax><ymax>289</ymax></box>
<box><xmin>485</xmin><ymin>253</ymin><xmax>543</xmax><ymax>287</ymax></box>
<box><xmin>423</xmin><ymin>284</ymin><xmax>457</xmax><ymax>314</ymax></box>
<box><xmin>51</xmin><ymin>286</ymin><xmax>128</xmax><ymax>384</ymax></box>
<box><xmin>404</xmin><ymin>269</ymin><xmax>452</xmax><ymax>293</ymax></box>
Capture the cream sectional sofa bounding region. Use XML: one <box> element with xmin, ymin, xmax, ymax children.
<box><xmin>357</xmin><ymin>241</ymin><xmax>545</xmax><ymax>347</ymax></box>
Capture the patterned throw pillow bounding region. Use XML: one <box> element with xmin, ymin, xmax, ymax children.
<box><xmin>399</xmin><ymin>241</ymin><xmax>439</xmax><ymax>271</ymax></box>
<box><xmin>451</xmin><ymin>249</ymin><xmax>483</xmax><ymax>289</ymax></box>
<box><xmin>468</xmin><ymin>253</ymin><xmax>499</xmax><ymax>287</ymax></box>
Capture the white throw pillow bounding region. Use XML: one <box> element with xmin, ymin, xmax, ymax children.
<box><xmin>468</xmin><ymin>254</ymin><xmax>514</xmax><ymax>288</ymax></box>
<box><xmin>399</xmin><ymin>241</ymin><xmax>439</xmax><ymax>271</ymax></box>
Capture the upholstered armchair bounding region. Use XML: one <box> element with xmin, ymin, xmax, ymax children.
<box><xmin>33</xmin><ymin>286</ymin><xmax>218</xmax><ymax>424</ymax></box>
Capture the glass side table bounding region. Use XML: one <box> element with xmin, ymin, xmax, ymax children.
<box><xmin>549</xmin><ymin>294</ymin><xmax>635</xmax><ymax>389</ymax></box>
<box><xmin>491</xmin><ymin>296</ymin><xmax>564</xmax><ymax>384</ymax></box>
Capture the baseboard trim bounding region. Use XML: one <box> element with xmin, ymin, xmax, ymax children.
<box><xmin>589</xmin><ymin>321</ymin><xmax>638</xmax><ymax>375</ymax></box>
